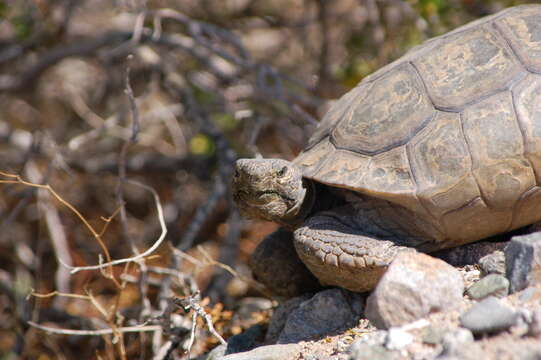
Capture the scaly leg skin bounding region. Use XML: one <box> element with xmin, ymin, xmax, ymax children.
<box><xmin>250</xmin><ymin>227</ymin><xmax>322</xmax><ymax>298</ymax></box>
<box><xmin>293</xmin><ymin>209</ymin><xmax>417</xmax><ymax>292</ymax></box>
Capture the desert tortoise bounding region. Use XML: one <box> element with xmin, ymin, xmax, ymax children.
<box><xmin>233</xmin><ymin>5</ymin><xmax>541</xmax><ymax>293</ymax></box>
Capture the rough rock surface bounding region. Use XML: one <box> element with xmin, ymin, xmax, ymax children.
<box><xmin>264</xmin><ymin>294</ymin><xmax>312</xmax><ymax>344</ymax></box>
<box><xmin>365</xmin><ymin>252</ymin><xmax>464</xmax><ymax>329</ymax></box>
<box><xmin>277</xmin><ymin>288</ymin><xmax>363</xmax><ymax>343</ymax></box>
<box><xmin>505</xmin><ymin>233</ymin><xmax>541</xmax><ymax>293</ymax></box>
<box><xmin>211</xmin><ymin>344</ymin><xmax>301</xmax><ymax>360</ymax></box>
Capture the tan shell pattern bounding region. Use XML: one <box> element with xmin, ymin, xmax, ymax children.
<box><xmin>294</xmin><ymin>5</ymin><xmax>541</xmax><ymax>246</ymax></box>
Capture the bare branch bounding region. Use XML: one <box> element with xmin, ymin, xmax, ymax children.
<box><xmin>66</xmin><ymin>179</ymin><xmax>167</xmax><ymax>273</ymax></box>
<box><xmin>0</xmin><ymin>171</ymin><xmax>118</xmax><ymax>281</ymax></box>
<box><xmin>28</xmin><ymin>321</ymin><xmax>162</xmax><ymax>336</ymax></box>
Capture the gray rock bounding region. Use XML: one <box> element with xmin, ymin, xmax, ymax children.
<box><xmin>265</xmin><ymin>294</ymin><xmax>311</xmax><ymax>344</ymax></box>
<box><xmin>385</xmin><ymin>328</ymin><xmax>413</xmax><ymax>350</ymax></box>
<box><xmin>225</xmin><ymin>325</ymin><xmax>265</xmax><ymax>354</ymax></box>
<box><xmin>277</xmin><ymin>288</ymin><xmax>363</xmax><ymax>343</ymax></box>
<box><xmin>505</xmin><ymin>233</ymin><xmax>541</xmax><ymax>293</ymax></box>
<box><xmin>465</xmin><ymin>274</ymin><xmax>509</xmax><ymax>300</ymax></box>
<box><xmin>365</xmin><ymin>252</ymin><xmax>464</xmax><ymax>329</ymax></box>
<box><xmin>349</xmin><ymin>343</ymin><xmax>399</xmax><ymax>360</ymax></box>
<box><xmin>459</xmin><ymin>296</ymin><xmax>518</xmax><ymax>335</ymax></box>
<box><xmin>478</xmin><ymin>250</ymin><xmax>506</xmax><ymax>275</ymax></box>
<box><xmin>220</xmin><ymin>344</ymin><xmax>301</xmax><ymax>360</ymax></box>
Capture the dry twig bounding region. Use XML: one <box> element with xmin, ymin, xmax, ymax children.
<box><xmin>27</xmin><ymin>321</ymin><xmax>162</xmax><ymax>336</ymax></box>
<box><xmin>67</xmin><ymin>179</ymin><xmax>167</xmax><ymax>273</ymax></box>
<box><xmin>173</xmin><ymin>291</ymin><xmax>227</xmax><ymax>348</ymax></box>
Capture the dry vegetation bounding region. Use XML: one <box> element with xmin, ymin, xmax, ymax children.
<box><xmin>0</xmin><ymin>0</ymin><xmax>531</xmax><ymax>358</ymax></box>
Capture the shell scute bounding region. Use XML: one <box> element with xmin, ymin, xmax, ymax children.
<box><xmin>496</xmin><ymin>6</ymin><xmax>541</xmax><ymax>73</ymax></box>
<box><xmin>408</xmin><ymin>111</ymin><xmax>478</xmax><ymax>218</ymax></box>
<box><xmin>513</xmin><ymin>74</ymin><xmax>541</xmax><ymax>182</ymax></box>
<box><xmin>331</xmin><ymin>63</ymin><xmax>434</xmax><ymax>155</ymax></box>
<box><xmin>461</xmin><ymin>91</ymin><xmax>535</xmax><ymax>209</ymax></box>
<box><xmin>413</xmin><ymin>27</ymin><xmax>523</xmax><ymax>110</ymax></box>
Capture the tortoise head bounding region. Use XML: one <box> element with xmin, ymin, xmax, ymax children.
<box><xmin>233</xmin><ymin>158</ymin><xmax>313</xmax><ymax>227</ymax></box>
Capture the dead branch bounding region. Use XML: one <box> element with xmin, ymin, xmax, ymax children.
<box><xmin>66</xmin><ymin>179</ymin><xmax>167</xmax><ymax>273</ymax></box>
<box><xmin>27</xmin><ymin>321</ymin><xmax>162</xmax><ymax>336</ymax></box>
<box><xmin>0</xmin><ymin>171</ymin><xmax>118</xmax><ymax>281</ymax></box>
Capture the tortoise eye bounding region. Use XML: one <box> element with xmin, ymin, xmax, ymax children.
<box><xmin>277</xmin><ymin>166</ymin><xmax>288</xmax><ymax>177</ymax></box>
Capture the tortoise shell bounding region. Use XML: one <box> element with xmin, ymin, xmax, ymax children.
<box><xmin>294</xmin><ymin>5</ymin><xmax>541</xmax><ymax>245</ymax></box>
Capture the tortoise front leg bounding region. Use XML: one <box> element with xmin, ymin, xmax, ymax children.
<box><xmin>293</xmin><ymin>209</ymin><xmax>416</xmax><ymax>292</ymax></box>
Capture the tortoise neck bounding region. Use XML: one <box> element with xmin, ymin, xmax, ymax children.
<box><xmin>280</xmin><ymin>179</ymin><xmax>316</xmax><ymax>230</ymax></box>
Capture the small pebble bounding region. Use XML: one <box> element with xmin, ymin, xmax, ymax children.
<box><xmin>459</xmin><ymin>296</ymin><xmax>518</xmax><ymax>335</ymax></box>
<box><xmin>478</xmin><ymin>250</ymin><xmax>505</xmax><ymax>275</ymax></box>
<box><xmin>441</xmin><ymin>328</ymin><xmax>474</xmax><ymax>354</ymax></box>
<box><xmin>422</xmin><ymin>326</ymin><xmax>447</xmax><ymax>345</ymax></box>
<box><xmin>466</xmin><ymin>274</ymin><xmax>509</xmax><ymax>300</ymax></box>
<box><xmin>385</xmin><ymin>328</ymin><xmax>413</xmax><ymax>350</ymax></box>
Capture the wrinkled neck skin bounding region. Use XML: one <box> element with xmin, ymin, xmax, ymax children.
<box><xmin>281</xmin><ymin>179</ymin><xmax>316</xmax><ymax>229</ymax></box>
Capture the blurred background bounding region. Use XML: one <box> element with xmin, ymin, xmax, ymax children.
<box><xmin>0</xmin><ymin>0</ymin><xmax>536</xmax><ymax>358</ymax></box>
